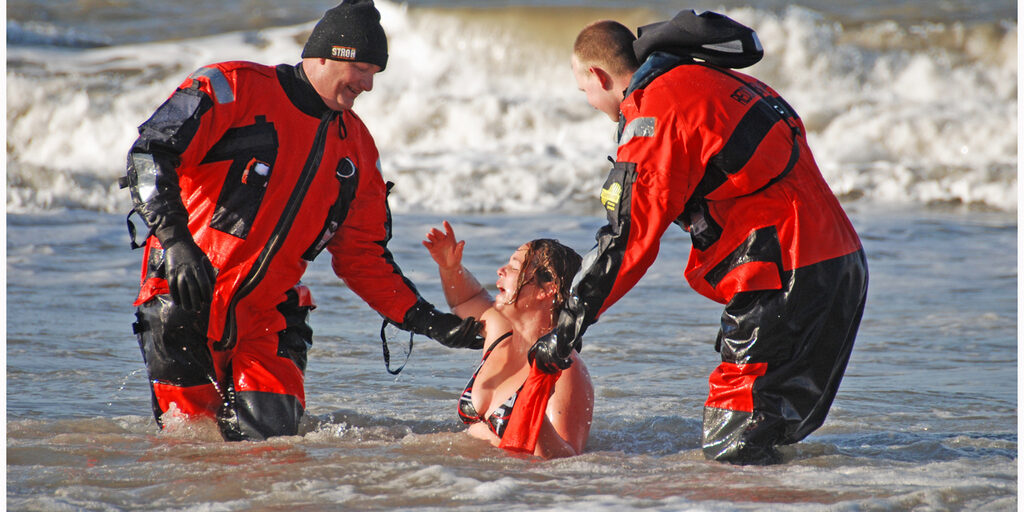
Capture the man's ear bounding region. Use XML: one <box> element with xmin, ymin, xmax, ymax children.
<box><xmin>590</xmin><ymin>66</ymin><xmax>615</xmax><ymax>91</ymax></box>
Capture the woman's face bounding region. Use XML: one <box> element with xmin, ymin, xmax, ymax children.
<box><xmin>495</xmin><ymin>244</ymin><xmax>536</xmax><ymax>312</ymax></box>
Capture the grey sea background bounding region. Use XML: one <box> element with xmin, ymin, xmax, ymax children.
<box><xmin>6</xmin><ymin>0</ymin><xmax>1018</xmax><ymax>510</ymax></box>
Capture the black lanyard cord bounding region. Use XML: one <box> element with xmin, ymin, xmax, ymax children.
<box><xmin>379</xmin><ymin>319</ymin><xmax>413</xmax><ymax>375</ymax></box>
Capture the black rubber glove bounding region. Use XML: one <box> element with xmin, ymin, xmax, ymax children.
<box><xmin>528</xmin><ymin>331</ymin><xmax>573</xmax><ymax>374</ymax></box>
<box><xmin>402</xmin><ymin>300</ymin><xmax>484</xmax><ymax>349</ymax></box>
<box><xmin>157</xmin><ymin>226</ymin><xmax>215</xmax><ymax>313</ymax></box>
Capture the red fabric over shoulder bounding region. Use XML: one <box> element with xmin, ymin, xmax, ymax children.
<box><xmin>498</xmin><ymin>363</ymin><xmax>562</xmax><ymax>455</ymax></box>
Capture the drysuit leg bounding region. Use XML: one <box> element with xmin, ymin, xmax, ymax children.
<box><xmin>216</xmin><ymin>290</ymin><xmax>313</xmax><ymax>441</ymax></box>
<box><xmin>701</xmin><ymin>250</ymin><xmax>868</xmax><ymax>464</ymax></box>
<box><xmin>135</xmin><ymin>295</ymin><xmax>222</xmax><ymax>426</ymax></box>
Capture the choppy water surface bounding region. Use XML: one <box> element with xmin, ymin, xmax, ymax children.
<box><xmin>6</xmin><ymin>207</ymin><xmax>1016</xmax><ymax>511</ymax></box>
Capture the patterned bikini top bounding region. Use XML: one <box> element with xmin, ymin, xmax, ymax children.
<box><xmin>457</xmin><ymin>332</ymin><xmax>523</xmax><ymax>438</ymax></box>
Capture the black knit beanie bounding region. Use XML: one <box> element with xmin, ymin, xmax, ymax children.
<box><xmin>302</xmin><ymin>0</ymin><xmax>388</xmax><ymax>71</ymax></box>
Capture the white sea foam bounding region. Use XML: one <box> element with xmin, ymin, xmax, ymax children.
<box><xmin>6</xmin><ymin>2</ymin><xmax>1017</xmax><ymax>214</ymax></box>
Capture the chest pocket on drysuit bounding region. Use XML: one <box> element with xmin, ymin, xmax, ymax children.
<box><xmin>201</xmin><ymin>115</ymin><xmax>279</xmax><ymax>239</ymax></box>
<box><xmin>302</xmin><ymin>156</ymin><xmax>359</xmax><ymax>261</ymax></box>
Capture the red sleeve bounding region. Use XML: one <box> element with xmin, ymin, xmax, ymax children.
<box><xmin>565</xmin><ymin>99</ymin><xmax>698</xmax><ymax>334</ymax></box>
<box><xmin>128</xmin><ymin>63</ymin><xmax>245</xmax><ymax>235</ymax></box>
<box><xmin>597</xmin><ymin>111</ymin><xmax>695</xmax><ymax>315</ymax></box>
<box><xmin>327</xmin><ymin>150</ymin><xmax>421</xmax><ymax>324</ymax></box>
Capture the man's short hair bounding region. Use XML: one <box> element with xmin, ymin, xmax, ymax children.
<box><xmin>573</xmin><ymin>20</ymin><xmax>639</xmax><ymax>76</ymax></box>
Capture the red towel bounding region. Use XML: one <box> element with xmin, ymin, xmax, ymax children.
<box><xmin>498</xmin><ymin>362</ymin><xmax>562</xmax><ymax>455</ymax></box>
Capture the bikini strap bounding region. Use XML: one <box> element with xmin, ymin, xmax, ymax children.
<box><xmin>482</xmin><ymin>331</ymin><xmax>514</xmax><ymax>358</ymax></box>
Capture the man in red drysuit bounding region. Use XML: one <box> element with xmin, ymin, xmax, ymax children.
<box><xmin>530</xmin><ymin>11</ymin><xmax>868</xmax><ymax>464</ymax></box>
<box><xmin>120</xmin><ymin>0</ymin><xmax>482</xmax><ymax>441</ymax></box>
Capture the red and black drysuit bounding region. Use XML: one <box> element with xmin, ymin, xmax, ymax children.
<box><xmin>541</xmin><ymin>18</ymin><xmax>868</xmax><ymax>464</ymax></box>
<box><xmin>122</xmin><ymin>61</ymin><xmax>477</xmax><ymax>440</ymax></box>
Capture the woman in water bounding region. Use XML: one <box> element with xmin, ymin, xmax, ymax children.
<box><xmin>423</xmin><ymin>221</ymin><xmax>594</xmax><ymax>458</ymax></box>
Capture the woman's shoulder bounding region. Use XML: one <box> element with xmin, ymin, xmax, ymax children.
<box><xmin>546</xmin><ymin>349</ymin><xmax>594</xmax><ymax>442</ymax></box>
<box><xmin>478</xmin><ymin>308</ymin><xmax>513</xmax><ymax>338</ymax></box>
<box><xmin>557</xmin><ymin>351</ymin><xmax>593</xmax><ymax>396</ymax></box>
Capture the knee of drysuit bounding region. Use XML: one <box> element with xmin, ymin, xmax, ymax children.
<box><xmin>219</xmin><ymin>390</ymin><xmax>304</xmax><ymax>441</ymax></box>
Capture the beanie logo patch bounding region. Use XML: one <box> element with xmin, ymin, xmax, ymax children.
<box><xmin>331</xmin><ymin>46</ymin><xmax>357</xmax><ymax>60</ymax></box>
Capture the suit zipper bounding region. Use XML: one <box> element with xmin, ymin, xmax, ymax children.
<box><xmin>216</xmin><ymin>110</ymin><xmax>338</xmax><ymax>350</ymax></box>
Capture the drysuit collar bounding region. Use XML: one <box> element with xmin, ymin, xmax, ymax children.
<box><xmin>624</xmin><ymin>51</ymin><xmax>689</xmax><ymax>99</ymax></box>
<box><xmin>277</xmin><ymin>62</ymin><xmax>333</xmax><ymax>119</ymax></box>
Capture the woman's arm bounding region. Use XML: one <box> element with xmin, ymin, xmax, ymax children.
<box><xmin>535</xmin><ymin>353</ymin><xmax>595</xmax><ymax>458</ymax></box>
<box><xmin>422</xmin><ymin>221</ymin><xmax>493</xmax><ymax>319</ymax></box>
<box><xmin>533</xmin><ymin>414</ymin><xmax>580</xmax><ymax>459</ymax></box>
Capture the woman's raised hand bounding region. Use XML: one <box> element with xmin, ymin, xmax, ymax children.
<box><xmin>422</xmin><ymin>220</ymin><xmax>465</xmax><ymax>270</ymax></box>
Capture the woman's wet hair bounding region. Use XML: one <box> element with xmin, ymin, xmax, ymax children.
<box><xmin>509</xmin><ymin>239</ymin><xmax>583</xmax><ymax>321</ymax></box>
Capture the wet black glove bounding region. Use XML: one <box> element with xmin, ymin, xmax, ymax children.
<box><xmin>528</xmin><ymin>331</ymin><xmax>574</xmax><ymax>374</ymax></box>
<box><xmin>402</xmin><ymin>301</ymin><xmax>484</xmax><ymax>349</ymax></box>
<box><xmin>158</xmin><ymin>228</ymin><xmax>215</xmax><ymax>313</ymax></box>
<box><xmin>528</xmin><ymin>299</ymin><xmax>587</xmax><ymax>374</ymax></box>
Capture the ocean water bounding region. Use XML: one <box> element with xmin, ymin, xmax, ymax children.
<box><xmin>6</xmin><ymin>0</ymin><xmax>1018</xmax><ymax>214</ymax></box>
<box><xmin>5</xmin><ymin>0</ymin><xmax>1018</xmax><ymax>510</ymax></box>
